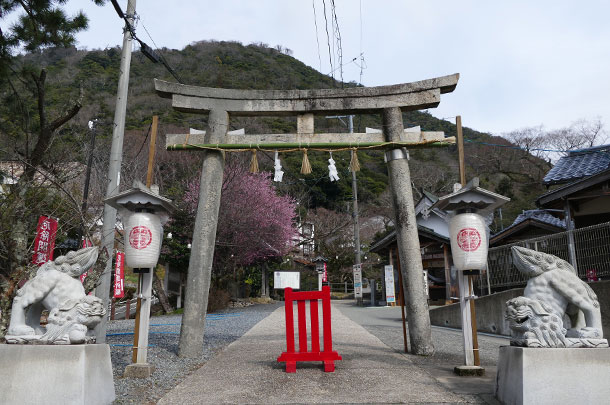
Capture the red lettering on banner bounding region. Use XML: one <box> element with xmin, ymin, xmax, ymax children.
<box><xmin>36</xmin><ymin>252</ymin><xmax>48</xmax><ymax>263</ymax></box>
<box><xmin>114</xmin><ymin>251</ymin><xmax>125</xmax><ymax>298</ymax></box>
<box><xmin>32</xmin><ymin>216</ymin><xmax>58</xmax><ymax>265</ymax></box>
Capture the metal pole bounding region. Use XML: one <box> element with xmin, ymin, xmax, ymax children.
<box><xmin>95</xmin><ymin>0</ymin><xmax>136</xmax><ymax>343</ymax></box>
<box><xmin>77</xmin><ymin>119</ymin><xmax>97</xmax><ymax>245</ymax></box>
<box><xmin>81</xmin><ymin>120</ymin><xmax>97</xmax><ymax>221</ymax></box>
<box><xmin>443</xmin><ymin>244</ymin><xmax>451</xmax><ymax>304</ymax></box>
<box><xmin>456</xmin><ymin>115</ymin><xmax>466</xmax><ymax>185</ymax></box>
<box><xmin>469</xmin><ymin>278</ymin><xmax>481</xmax><ymax>366</ymax></box>
<box><xmin>349</xmin><ymin>115</ymin><xmax>363</xmax><ymax>306</ymax></box>
<box><xmin>131</xmin><ymin>274</ymin><xmax>142</xmax><ymax>363</ymax></box>
<box><xmin>486</xmin><ymin>263</ymin><xmax>492</xmax><ymax>296</ymax></box>
<box><xmin>564</xmin><ymin>199</ymin><xmax>578</xmax><ymax>273</ymax></box>
<box><xmin>383</xmin><ymin>107</ymin><xmax>434</xmax><ymax>356</ymax></box>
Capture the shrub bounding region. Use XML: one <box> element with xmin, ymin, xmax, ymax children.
<box><xmin>207</xmin><ymin>288</ymin><xmax>231</xmax><ymax>313</ymax></box>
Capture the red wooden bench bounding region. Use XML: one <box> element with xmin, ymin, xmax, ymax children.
<box><xmin>277</xmin><ymin>286</ymin><xmax>342</xmax><ymax>372</ymax></box>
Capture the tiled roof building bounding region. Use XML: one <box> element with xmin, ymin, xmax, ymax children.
<box><xmin>490</xmin><ymin>209</ymin><xmax>568</xmax><ymax>246</ymax></box>
<box><xmin>537</xmin><ymin>143</ymin><xmax>610</xmax><ymax>229</ymax></box>
<box><xmin>543</xmin><ymin>145</ymin><xmax>610</xmax><ymax>186</ymax></box>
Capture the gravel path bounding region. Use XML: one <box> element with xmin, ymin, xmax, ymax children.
<box><xmin>107</xmin><ymin>302</ymin><xmax>282</xmax><ymax>404</ymax></box>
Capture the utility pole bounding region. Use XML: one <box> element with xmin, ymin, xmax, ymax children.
<box><xmin>349</xmin><ymin>115</ymin><xmax>363</xmax><ymax>306</ymax></box>
<box><xmin>95</xmin><ymin>0</ymin><xmax>136</xmax><ymax>343</ymax></box>
<box><xmin>79</xmin><ymin>119</ymin><xmax>97</xmax><ymax>243</ymax></box>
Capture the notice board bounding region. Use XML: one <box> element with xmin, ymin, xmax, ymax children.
<box><xmin>274</xmin><ymin>271</ymin><xmax>300</xmax><ymax>289</ymax></box>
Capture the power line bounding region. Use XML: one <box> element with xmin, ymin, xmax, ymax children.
<box><xmin>134</xmin><ymin>122</ymin><xmax>153</xmax><ymax>159</ymax></box>
<box><xmin>321</xmin><ymin>0</ymin><xmax>334</xmax><ymax>82</ymax></box>
<box><xmin>139</xmin><ymin>19</ymin><xmax>184</xmax><ymax>84</ymax></box>
<box><xmin>109</xmin><ymin>0</ymin><xmax>182</xmax><ymax>83</ymax></box>
<box><xmin>330</xmin><ymin>0</ymin><xmax>344</xmax><ymax>85</ymax></box>
<box><xmin>326</xmin><ymin>55</ymin><xmax>358</xmax><ymax>76</ymax></box>
<box><xmin>358</xmin><ymin>0</ymin><xmax>366</xmax><ymax>86</ymax></box>
<box><xmin>329</xmin><ymin>1</ymin><xmax>336</xmax><ymax>81</ymax></box>
<box><xmin>312</xmin><ymin>0</ymin><xmax>323</xmax><ymax>72</ymax></box>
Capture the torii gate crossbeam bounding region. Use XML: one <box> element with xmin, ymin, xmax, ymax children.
<box><xmin>156</xmin><ymin>74</ymin><xmax>459</xmax><ymax>358</ymax></box>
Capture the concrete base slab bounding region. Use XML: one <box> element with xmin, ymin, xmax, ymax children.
<box><xmin>124</xmin><ymin>363</ymin><xmax>155</xmax><ymax>378</ymax></box>
<box><xmin>0</xmin><ymin>344</ymin><xmax>115</xmax><ymax>405</ymax></box>
<box><xmin>454</xmin><ymin>365</ymin><xmax>485</xmax><ymax>376</ymax></box>
<box><xmin>495</xmin><ymin>346</ymin><xmax>610</xmax><ymax>405</ymax></box>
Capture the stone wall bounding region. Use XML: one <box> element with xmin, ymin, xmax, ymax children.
<box><xmin>429</xmin><ymin>280</ymin><xmax>610</xmax><ymax>337</ymax></box>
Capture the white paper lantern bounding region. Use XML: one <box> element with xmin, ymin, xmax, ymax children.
<box><xmin>124</xmin><ymin>212</ymin><xmax>162</xmax><ymax>269</ymax></box>
<box><xmin>449</xmin><ymin>212</ymin><xmax>488</xmax><ymax>271</ymax></box>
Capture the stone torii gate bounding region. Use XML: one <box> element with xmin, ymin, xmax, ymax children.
<box><xmin>155</xmin><ymin>73</ymin><xmax>459</xmax><ymax>357</ymax></box>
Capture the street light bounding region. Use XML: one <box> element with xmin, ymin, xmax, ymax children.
<box><xmin>312</xmin><ymin>255</ymin><xmax>328</xmax><ymax>291</ymax></box>
<box><xmin>105</xmin><ymin>181</ymin><xmax>174</xmax><ymax>378</ymax></box>
<box><xmin>431</xmin><ymin>177</ymin><xmax>509</xmax><ymax>374</ymax></box>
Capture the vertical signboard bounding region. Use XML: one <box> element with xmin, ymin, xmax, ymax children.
<box><xmin>423</xmin><ymin>270</ymin><xmax>429</xmax><ymax>297</ymax></box>
<box><xmin>322</xmin><ymin>262</ymin><xmax>328</xmax><ymax>282</ymax></box>
<box><xmin>114</xmin><ymin>251</ymin><xmax>125</xmax><ymax>298</ymax></box>
<box><xmin>32</xmin><ymin>216</ymin><xmax>58</xmax><ymax>265</ymax></box>
<box><xmin>353</xmin><ymin>264</ymin><xmax>362</xmax><ymax>298</ymax></box>
<box><xmin>384</xmin><ymin>265</ymin><xmax>396</xmax><ymax>304</ymax></box>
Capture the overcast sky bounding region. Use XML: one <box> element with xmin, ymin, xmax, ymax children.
<box><xmin>57</xmin><ymin>0</ymin><xmax>610</xmax><ymax>136</ymax></box>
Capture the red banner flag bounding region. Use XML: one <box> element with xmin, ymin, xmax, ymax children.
<box><xmin>586</xmin><ymin>268</ymin><xmax>598</xmax><ymax>282</ymax></box>
<box><xmin>114</xmin><ymin>251</ymin><xmax>125</xmax><ymax>298</ymax></box>
<box><xmin>32</xmin><ymin>216</ymin><xmax>58</xmax><ymax>265</ymax></box>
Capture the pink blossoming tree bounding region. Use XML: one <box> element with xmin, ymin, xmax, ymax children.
<box><xmin>183</xmin><ymin>157</ymin><xmax>297</xmax><ymax>277</ymax></box>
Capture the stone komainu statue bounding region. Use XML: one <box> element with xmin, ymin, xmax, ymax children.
<box><xmin>6</xmin><ymin>247</ymin><xmax>105</xmax><ymax>344</ymax></box>
<box><xmin>505</xmin><ymin>246</ymin><xmax>608</xmax><ymax>348</ymax></box>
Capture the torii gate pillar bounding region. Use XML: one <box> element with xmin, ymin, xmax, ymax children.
<box><xmin>178</xmin><ymin>109</ymin><xmax>227</xmax><ymax>358</ymax></box>
<box><xmin>383</xmin><ymin>107</ymin><xmax>433</xmax><ymax>355</ymax></box>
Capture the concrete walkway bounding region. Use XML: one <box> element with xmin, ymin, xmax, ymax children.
<box><xmin>158</xmin><ymin>303</ymin><xmax>484</xmax><ymax>404</ymax></box>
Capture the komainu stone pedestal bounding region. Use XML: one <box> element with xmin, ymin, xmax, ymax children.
<box><xmin>0</xmin><ymin>344</ymin><xmax>115</xmax><ymax>405</ymax></box>
<box><xmin>495</xmin><ymin>346</ymin><xmax>610</xmax><ymax>405</ymax></box>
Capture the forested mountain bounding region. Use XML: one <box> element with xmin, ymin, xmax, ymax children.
<box><xmin>0</xmin><ymin>40</ymin><xmax>550</xmax><ymax>233</ymax></box>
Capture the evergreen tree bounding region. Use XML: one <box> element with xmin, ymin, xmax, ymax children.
<box><xmin>0</xmin><ymin>0</ymin><xmax>105</xmax><ymax>338</ymax></box>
